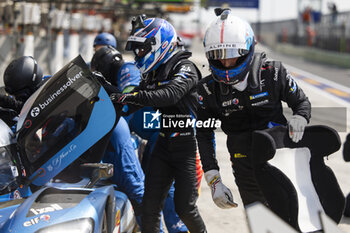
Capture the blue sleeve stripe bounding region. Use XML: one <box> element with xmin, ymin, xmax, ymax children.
<box><xmin>174</xmin><ymin>73</ymin><xmax>188</xmax><ymax>79</ymax></box>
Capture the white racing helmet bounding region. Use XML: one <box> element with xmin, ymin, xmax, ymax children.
<box><xmin>203</xmin><ymin>9</ymin><xmax>255</xmax><ymax>86</ymax></box>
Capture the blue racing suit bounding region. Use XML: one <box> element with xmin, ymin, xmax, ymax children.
<box><xmin>90</xmin><ymin>65</ymin><xmax>151</xmax><ymax>229</ymax></box>
<box><xmin>102</xmin><ymin>117</ymin><xmax>145</xmax><ymax>218</ymax></box>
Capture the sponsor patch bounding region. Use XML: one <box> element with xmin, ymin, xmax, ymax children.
<box><xmin>30</xmin><ymin>204</ymin><xmax>63</xmax><ymax>216</ymax></box>
<box><xmin>289</xmin><ymin>79</ymin><xmax>297</xmax><ymax>93</ymax></box>
<box><xmin>23</xmin><ymin>215</ymin><xmax>50</xmax><ymax>227</ymax></box>
<box><xmin>274</xmin><ymin>67</ymin><xmax>279</xmax><ymax>81</ymax></box>
<box><xmin>31</xmin><ymin>70</ymin><xmax>83</xmax><ymax>118</ymax></box>
<box><xmin>198</xmin><ymin>95</ymin><xmax>204</xmax><ymax>105</ymax></box>
<box><xmin>234</xmin><ymin>153</ymin><xmax>247</xmax><ymax>158</ymax></box>
<box><xmin>180</xmin><ymin>65</ymin><xmax>191</xmax><ymax>72</ymax></box>
<box><xmin>251</xmin><ymin>99</ymin><xmax>269</xmax><ymax>106</ymax></box>
<box><xmin>203</xmin><ymin>83</ymin><xmax>212</xmax><ymax>95</ymax></box>
<box><xmin>222</xmin><ymin>98</ymin><xmax>239</xmax><ymax>107</ymax></box>
<box><xmin>250</xmin><ymin>92</ymin><xmax>268</xmax><ymax>100</ymax></box>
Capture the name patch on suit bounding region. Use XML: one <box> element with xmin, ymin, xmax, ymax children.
<box><xmin>250</xmin><ymin>92</ymin><xmax>268</xmax><ymax>100</ymax></box>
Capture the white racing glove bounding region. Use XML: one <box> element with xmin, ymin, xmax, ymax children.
<box><xmin>204</xmin><ymin>170</ymin><xmax>238</xmax><ymax>209</ymax></box>
<box><xmin>288</xmin><ymin>115</ymin><xmax>307</xmax><ymax>143</ymax></box>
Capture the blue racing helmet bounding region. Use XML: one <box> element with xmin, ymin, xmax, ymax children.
<box><xmin>125</xmin><ymin>15</ymin><xmax>177</xmax><ymax>74</ymax></box>
<box><xmin>203</xmin><ymin>9</ymin><xmax>255</xmax><ymax>85</ymax></box>
<box><xmin>93</xmin><ymin>32</ymin><xmax>117</xmax><ymax>48</ymax></box>
<box><xmin>117</xmin><ymin>62</ymin><xmax>141</xmax><ymax>92</ymax></box>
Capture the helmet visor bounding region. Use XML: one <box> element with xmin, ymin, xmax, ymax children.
<box><xmin>125</xmin><ymin>36</ymin><xmax>155</xmax><ymax>58</ymax></box>
<box><xmin>205</xmin><ymin>48</ymin><xmax>249</xmax><ymax>60</ymax></box>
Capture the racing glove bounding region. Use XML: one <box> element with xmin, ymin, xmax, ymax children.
<box><xmin>288</xmin><ymin>115</ymin><xmax>307</xmax><ymax>143</ymax></box>
<box><xmin>204</xmin><ymin>170</ymin><xmax>238</xmax><ymax>209</ymax></box>
<box><xmin>110</xmin><ymin>92</ymin><xmax>140</xmax><ymax>105</ymax></box>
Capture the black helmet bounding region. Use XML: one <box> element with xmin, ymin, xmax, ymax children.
<box><xmin>91</xmin><ymin>45</ymin><xmax>124</xmax><ymax>86</ymax></box>
<box><xmin>3</xmin><ymin>56</ymin><xmax>43</xmax><ymax>101</ymax></box>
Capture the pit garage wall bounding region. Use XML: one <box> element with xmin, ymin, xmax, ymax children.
<box><xmin>0</xmin><ymin>35</ymin><xmax>16</xmax><ymax>87</ymax></box>
<box><xmin>0</xmin><ymin>32</ymin><xmax>94</xmax><ymax>87</ymax></box>
<box><xmin>251</xmin><ymin>12</ymin><xmax>350</xmax><ymax>68</ymax></box>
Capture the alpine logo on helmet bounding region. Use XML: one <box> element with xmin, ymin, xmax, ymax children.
<box><xmin>203</xmin><ymin>9</ymin><xmax>255</xmax><ymax>86</ymax></box>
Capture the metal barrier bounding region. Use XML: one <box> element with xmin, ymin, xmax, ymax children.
<box><xmin>252</xmin><ymin>11</ymin><xmax>350</xmax><ymax>53</ymax></box>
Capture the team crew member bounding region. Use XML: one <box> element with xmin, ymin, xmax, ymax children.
<box><xmin>117</xmin><ymin>59</ymin><xmax>203</xmax><ymax>233</ymax></box>
<box><xmin>0</xmin><ymin>56</ymin><xmax>44</xmax><ymax>127</ymax></box>
<box><xmin>196</xmin><ymin>9</ymin><xmax>311</xmax><ymax>208</ymax></box>
<box><xmin>93</xmin><ymin>32</ymin><xmax>117</xmax><ymax>51</ymax></box>
<box><xmin>90</xmin><ymin>46</ymin><xmax>146</xmax><ymax>228</ymax></box>
<box><xmin>112</xmin><ymin>15</ymin><xmax>207</xmax><ymax>233</ymax></box>
<box><xmin>0</xmin><ymin>56</ymin><xmax>44</xmax><ymax>200</ymax></box>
